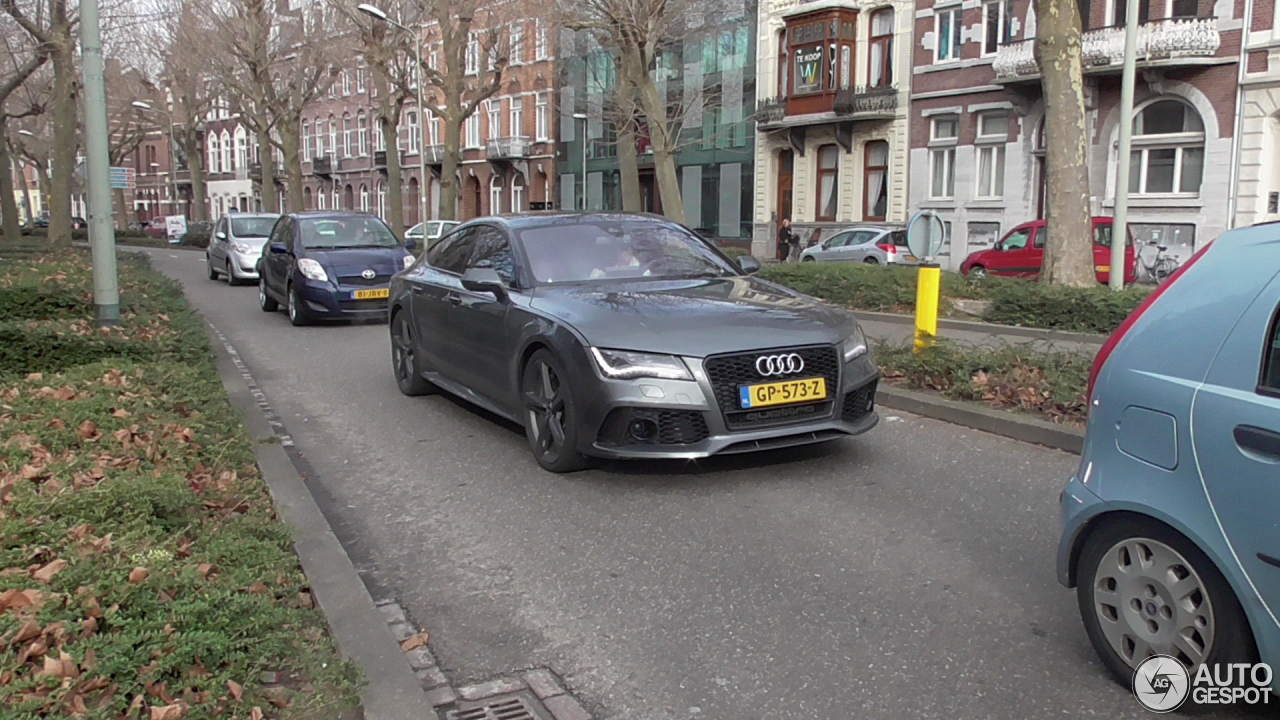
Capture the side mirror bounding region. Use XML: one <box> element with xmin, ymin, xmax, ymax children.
<box><xmin>993</xmin><ymin>241</ymin><xmax>1004</xmax><ymax>251</ymax></box>
<box><xmin>215</xmin><ymin>231</ymin><xmax>227</xmax><ymax>240</ymax></box>
<box><xmin>269</xmin><ymin>242</ymin><xmax>288</xmax><ymax>254</ymax></box>
<box><xmin>403</xmin><ymin>237</ymin><xmax>418</xmax><ymax>251</ymax></box>
<box><xmin>735</xmin><ymin>255</ymin><xmax>762</xmax><ymax>275</ymax></box>
<box><xmin>821</xmin><ymin>240</ymin><xmax>832</xmax><ymax>250</ymax></box>
<box><xmin>461</xmin><ymin>267</ymin><xmax>507</xmax><ymax>299</ymax></box>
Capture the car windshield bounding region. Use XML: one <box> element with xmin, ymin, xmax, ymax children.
<box><xmin>231</xmin><ymin>217</ymin><xmax>277</xmax><ymax>238</ymax></box>
<box><xmin>407</xmin><ymin>223</ymin><xmax>424</xmax><ymax>236</ymax></box>
<box><xmin>300</xmin><ymin>217</ymin><xmax>400</xmax><ymax>249</ymax></box>
<box><xmin>517</xmin><ymin>219</ymin><xmax>737</xmax><ymax>284</ymax></box>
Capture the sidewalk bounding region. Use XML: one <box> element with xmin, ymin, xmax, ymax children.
<box><xmin>853</xmin><ymin>310</ymin><xmax>1106</xmax><ymax>354</ymax></box>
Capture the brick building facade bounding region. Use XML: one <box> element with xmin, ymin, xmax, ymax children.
<box><xmin>909</xmin><ymin>0</ymin><xmax>1241</xmax><ymax>271</ymax></box>
<box><xmin>1234</xmin><ymin>0</ymin><xmax>1280</xmax><ymax>226</ymax></box>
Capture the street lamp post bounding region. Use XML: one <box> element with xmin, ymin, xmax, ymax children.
<box><xmin>132</xmin><ymin>101</ymin><xmax>180</xmax><ymax>220</ymax></box>
<box><xmin>1109</xmin><ymin>0</ymin><xmax>1140</xmax><ymax>290</ymax></box>
<box><xmin>573</xmin><ymin>113</ymin><xmax>587</xmax><ymax>210</ymax></box>
<box><xmin>80</xmin><ymin>0</ymin><xmax>119</xmax><ymax>324</ymax></box>
<box><xmin>358</xmin><ymin>3</ymin><xmax>429</xmax><ymax>229</ymax></box>
<box><xmin>17</xmin><ymin>130</ymin><xmax>37</xmax><ymax>223</ymax></box>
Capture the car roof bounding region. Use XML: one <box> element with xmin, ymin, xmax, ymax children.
<box><xmin>459</xmin><ymin>211</ymin><xmax>683</xmax><ymax>232</ymax></box>
<box><xmin>289</xmin><ymin>211</ymin><xmax>375</xmax><ymax>220</ymax></box>
<box><xmin>226</xmin><ymin>213</ymin><xmax>280</xmax><ymax>219</ymax></box>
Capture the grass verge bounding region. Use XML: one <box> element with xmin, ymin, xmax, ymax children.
<box><xmin>1</xmin><ymin>239</ymin><xmax>361</xmax><ymax>719</ymax></box>
<box><xmin>875</xmin><ymin>340</ymin><xmax>1092</xmax><ymax>426</ymax></box>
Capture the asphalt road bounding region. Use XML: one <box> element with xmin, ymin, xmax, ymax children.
<box><xmin>142</xmin><ymin>248</ymin><xmax>1253</xmax><ymax>720</ymax></box>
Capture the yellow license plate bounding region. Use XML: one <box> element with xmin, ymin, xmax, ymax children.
<box><xmin>352</xmin><ymin>288</ymin><xmax>389</xmax><ymax>300</ymax></box>
<box><xmin>739</xmin><ymin>377</ymin><xmax>828</xmax><ymax>409</ymax></box>
<box><xmin>1096</xmin><ymin>265</ymin><xmax>1111</xmax><ymax>273</ymax></box>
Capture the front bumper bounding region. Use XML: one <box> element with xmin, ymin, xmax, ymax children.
<box><xmin>579</xmin><ymin>351</ymin><xmax>880</xmax><ymax>460</ymax></box>
<box><xmin>229</xmin><ymin>250</ymin><xmax>263</xmax><ymax>279</ymax></box>
<box><xmin>297</xmin><ymin>280</ymin><xmax>391</xmax><ymax>319</ymax></box>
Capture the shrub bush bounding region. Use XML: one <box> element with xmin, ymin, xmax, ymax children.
<box><xmin>758</xmin><ymin>262</ymin><xmax>951</xmax><ymax>313</ymax></box>
<box><xmin>0</xmin><ymin>287</ymin><xmax>91</xmax><ymax>321</ymax></box>
<box><xmin>980</xmin><ymin>281</ymin><xmax>1149</xmax><ymax>334</ymax></box>
<box><xmin>180</xmin><ymin>229</ymin><xmax>211</xmax><ymax>248</ymax></box>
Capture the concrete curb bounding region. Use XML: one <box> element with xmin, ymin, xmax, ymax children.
<box><xmin>876</xmin><ymin>385</ymin><xmax>1084</xmax><ymax>454</ymax></box>
<box><xmin>851</xmin><ymin>309</ymin><xmax>1107</xmax><ymax>346</ymax></box>
<box><xmin>206</xmin><ymin>322</ymin><xmax>440</xmax><ymax>720</ymax></box>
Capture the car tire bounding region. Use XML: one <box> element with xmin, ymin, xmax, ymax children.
<box><xmin>287</xmin><ymin>283</ymin><xmax>309</xmax><ymax>327</ymax></box>
<box><xmin>259</xmin><ymin>276</ymin><xmax>278</xmax><ymax>312</ymax></box>
<box><xmin>801</xmin><ymin>256</ymin><xmax>815</xmax><ymax>263</ymax></box>
<box><xmin>521</xmin><ymin>349</ymin><xmax>589</xmax><ymax>473</ymax></box>
<box><xmin>1077</xmin><ymin>516</ymin><xmax>1257</xmax><ymax>692</ymax></box>
<box><xmin>226</xmin><ymin>260</ymin><xmax>237</xmax><ymax>286</ymax></box>
<box><xmin>390</xmin><ymin>310</ymin><xmax>434</xmax><ymax>396</ymax></box>
<box><xmin>968</xmin><ymin>265</ymin><xmax>987</xmax><ymax>279</ymax></box>
<box><xmin>207</xmin><ymin>254</ymin><xmax>219</xmax><ymax>280</ymax></box>
<box><xmin>863</xmin><ymin>257</ymin><xmax>879</xmax><ymax>265</ymax></box>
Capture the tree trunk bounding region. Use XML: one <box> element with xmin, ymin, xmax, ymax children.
<box><xmin>257</xmin><ymin>129</ymin><xmax>278</xmax><ymax>213</ymax></box>
<box><xmin>439</xmin><ymin>108</ymin><xmax>461</xmax><ymax>222</ymax></box>
<box><xmin>112</xmin><ymin>187</ymin><xmax>126</xmax><ymax>230</ymax></box>
<box><xmin>0</xmin><ymin>135</ymin><xmax>20</xmax><ymax>239</ymax></box>
<box><xmin>383</xmin><ymin>116</ymin><xmax>405</xmax><ymax>233</ymax></box>
<box><xmin>48</xmin><ymin>37</ymin><xmax>77</xmax><ymax>246</ymax></box>
<box><xmin>632</xmin><ymin>62</ymin><xmax>685</xmax><ymax>224</ymax></box>
<box><xmin>1037</xmin><ymin>0</ymin><xmax>1095</xmax><ymax>287</ymax></box>
<box><xmin>183</xmin><ymin>125</ymin><xmax>207</xmax><ymax>221</ymax></box>
<box><xmin>19</xmin><ymin>161</ymin><xmax>33</xmax><ymax>224</ymax></box>
<box><xmin>617</xmin><ymin>122</ymin><xmax>641</xmax><ymax>212</ymax></box>
<box><xmin>280</xmin><ymin>123</ymin><xmax>303</xmax><ymax>213</ymax></box>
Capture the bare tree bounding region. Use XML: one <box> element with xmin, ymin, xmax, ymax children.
<box><xmin>149</xmin><ymin>0</ymin><xmax>216</xmax><ymax>221</ymax></box>
<box><xmin>0</xmin><ymin>34</ymin><xmax>45</xmax><ymax>238</ymax></box>
<box><xmin>1036</xmin><ymin>0</ymin><xmax>1095</xmax><ymax>286</ymax></box>
<box><xmin>2</xmin><ymin>0</ymin><xmax>78</xmax><ymax>245</ymax></box>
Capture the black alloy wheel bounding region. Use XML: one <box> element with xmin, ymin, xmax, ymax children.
<box><xmin>258</xmin><ymin>276</ymin><xmax>278</xmax><ymax>312</ymax></box>
<box><xmin>391</xmin><ymin>311</ymin><xmax>434</xmax><ymax>396</ymax></box>
<box><xmin>287</xmin><ymin>283</ymin><xmax>309</xmax><ymax>326</ymax></box>
<box><xmin>521</xmin><ymin>350</ymin><xmax>588</xmax><ymax>473</ymax></box>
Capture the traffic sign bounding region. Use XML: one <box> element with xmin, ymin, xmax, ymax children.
<box><xmin>906</xmin><ymin>210</ymin><xmax>947</xmax><ymax>261</ymax></box>
<box><xmin>109</xmin><ymin>166</ymin><xmax>135</xmax><ymax>189</ymax></box>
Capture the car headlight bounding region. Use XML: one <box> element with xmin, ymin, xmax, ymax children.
<box><xmin>590</xmin><ymin>347</ymin><xmax>692</xmax><ymax>381</ymax></box>
<box><xmin>843</xmin><ymin>325</ymin><xmax>868</xmax><ymax>362</ymax></box>
<box><xmin>297</xmin><ymin>258</ymin><xmax>329</xmax><ymax>283</ymax></box>
<box><xmin>402</xmin><ymin>255</ymin><xmax>415</xmax><ymax>270</ymax></box>
<box><xmin>232</xmin><ymin>242</ymin><xmax>253</xmax><ymax>254</ymax></box>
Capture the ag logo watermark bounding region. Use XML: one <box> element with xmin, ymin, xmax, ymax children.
<box><xmin>1132</xmin><ymin>655</ymin><xmax>1273</xmax><ymax>713</ymax></box>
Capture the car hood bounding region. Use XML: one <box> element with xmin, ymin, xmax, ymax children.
<box><xmin>304</xmin><ymin>247</ymin><xmax>409</xmax><ymax>276</ymax></box>
<box><xmin>232</xmin><ymin>237</ymin><xmax>269</xmax><ymax>253</ymax></box>
<box><xmin>529</xmin><ymin>276</ymin><xmax>860</xmax><ymax>357</ymax></box>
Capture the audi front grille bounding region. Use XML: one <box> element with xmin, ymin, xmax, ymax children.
<box><xmin>703</xmin><ymin>345</ymin><xmax>840</xmax><ymax>431</ymax></box>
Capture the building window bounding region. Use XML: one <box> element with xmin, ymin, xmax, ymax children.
<box><xmin>869</xmin><ymin>9</ymin><xmax>894</xmax><ymax>88</ymax></box>
<box><xmin>466</xmin><ymin>112</ymin><xmax>481</xmax><ymax>148</ymax></box>
<box><xmin>983</xmin><ymin>0</ymin><xmax>1016</xmax><ymax>56</ymax></box>
<box><xmin>302</xmin><ymin>121</ymin><xmax>312</xmax><ymax>161</ymax></box>
<box><xmin>221</xmin><ymin>131</ymin><xmax>233</xmax><ymax>171</ymax></box>
<box><xmin>342</xmin><ymin>113</ymin><xmax>353</xmax><ymax>158</ymax></box>
<box><xmin>360</xmin><ymin>184</ymin><xmax>370</xmax><ymax>212</ymax></box>
<box><xmin>512</xmin><ymin>173</ymin><xmax>525</xmax><ymax>212</ymax></box>
<box><xmin>935</xmin><ymin>6</ymin><xmax>961</xmax><ymax>62</ymax></box>
<box><xmin>510</xmin><ymin>22</ymin><xmax>524</xmax><ymax>64</ymax></box>
<box><xmin>510</xmin><ymin>96</ymin><xmax>524</xmax><ymax>138</ymax></box>
<box><xmin>1126</xmin><ymin>99</ymin><xmax>1205</xmax><ymax>195</ymax></box>
<box><xmin>429</xmin><ymin>113</ymin><xmax>440</xmax><ymax>146</ymax></box>
<box><xmin>407</xmin><ymin>111</ymin><xmax>420</xmax><ymax>154</ymax></box>
<box><xmin>864</xmin><ymin>140</ymin><xmax>889</xmax><ymax>221</ymax></box>
<box><xmin>776</xmin><ymin>29</ymin><xmax>789</xmax><ymax>96</ymax></box>
<box><xmin>975</xmin><ymin>113</ymin><xmax>1008</xmax><ymax>198</ymax></box>
<box><xmin>535</xmin><ymin>19</ymin><xmax>549</xmax><ymax>60</ymax></box>
<box><xmin>356</xmin><ymin>64</ymin><xmax>366</xmax><ymax>93</ymax></box>
<box><xmin>466</xmin><ymin>33</ymin><xmax>480</xmax><ymax>74</ymax></box>
<box><xmin>378</xmin><ymin>182</ymin><xmax>387</xmax><ymax>219</ymax></box>
<box><xmin>536</xmin><ymin>93</ymin><xmax>550</xmax><ymax>140</ymax></box>
<box><xmin>490</xmin><ymin>175</ymin><xmax>503</xmax><ymax>214</ymax></box>
<box><xmin>357</xmin><ymin>112</ymin><xmax>369</xmax><ymax>156</ymax></box>
<box><xmin>342</xmin><ymin>69</ymin><xmax>351</xmax><ymax>96</ymax></box>
<box><xmin>235</xmin><ymin>129</ymin><xmax>248</xmax><ymax>170</ymax></box>
<box><xmin>815</xmin><ymin>144</ymin><xmax>839</xmax><ymax>221</ymax></box>
<box><xmin>318</xmin><ymin>190</ymin><xmax>327</xmax><ymax>210</ymax></box>
<box><xmin>489</xmin><ymin>100</ymin><xmax>501</xmax><ymax>141</ymax></box>
<box><xmin>315</xmin><ymin>119</ymin><xmax>325</xmax><ymax>157</ymax></box>
<box><xmin>375</xmin><ymin>119</ymin><xmax>385</xmax><ymax>152</ymax></box>
<box><xmin>328</xmin><ymin>116</ymin><xmax>337</xmax><ymax>157</ymax></box>
<box><xmin>929</xmin><ymin>116</ymin><xmax>958</xmax><ymax>199</ymax></box>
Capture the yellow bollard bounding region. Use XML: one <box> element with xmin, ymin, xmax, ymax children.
<box><xmin>914</xmin><ymin>263</ymin><xmax>941</xmax><ymax>353</ymax></box>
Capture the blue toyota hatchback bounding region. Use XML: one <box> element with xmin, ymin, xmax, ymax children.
<box><xmin>257</xmin><ymin>212</ymin><xmax>416</xmax><ymax>325</ymax></box>
<box><xmin>1059</xmin><ymin>224</ymin><xmax>1279</xmax><ymax>697</ymax></box>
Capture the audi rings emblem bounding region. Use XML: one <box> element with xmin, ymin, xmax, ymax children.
<box><xmin>755</xmin><ymin>353</ymin><xmax>804</xmax><ymax>376</ymax></box>
<box><xmin>361</xmin><ymin>269</ymin><xmax>377</xmax><ymax>280</ymax></box>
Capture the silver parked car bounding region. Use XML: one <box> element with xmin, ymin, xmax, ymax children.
<box><xmin>207</xmin><ymin>213</ymin><xmax>280</xmax><ymax>285</ymax></box>
<box><xmin>799</xmin><ymin>225</ymin><xmax>914</xmax><ymax>265</ymax></box>
<box><xmin>405</xmin><ymin>220</ymin><xmax>460</xmax><ymax>249</ymax></box>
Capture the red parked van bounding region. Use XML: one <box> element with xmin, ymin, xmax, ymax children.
<box><xmin>959</xmin><ymin>217</ymin><xmax>1137</xmax><ymax>285</ymax></box>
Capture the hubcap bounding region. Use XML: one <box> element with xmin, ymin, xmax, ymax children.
<box><xmin>1092</xmin><ymin>537</ymin><xmax>1215</xmax><ymax>669</ymax></box>
<box><xmin>393</xmin><ymin>317</ymin><xmax>413</xmax><ymax>382</ymax></box>
<box><xmin>259</xmin><ymin>281</ymin><xmax>267</xmax><ymax>305</ymax></box>
<box><xmin>525</xmin><ymin>361</ymin><xmax>567</xmax><ymax>460</ymax></box>
<box><xmin>288</xmin><ymin>290</ymin><xmax>297</xmax><ymax>319</ymax></box>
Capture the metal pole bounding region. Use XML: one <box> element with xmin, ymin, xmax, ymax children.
<box><xmin>166</xmin><ymin>109</ymin><xmax>178</xmax><ymax>218</ymax></box>
<box><xmin>580</xmin><ymin>117</ymin><xmax>587</xmax><ymax>210</ymax></box>
<box><xmin>1110</xmin><ymin>0</ymin><xmax>1140</xmax><ymax>290</ymax></box>
<box><xmin>79</xmin><ymin>0</ymin><xmax>118</xmax><ymax>324</ymax></box>
<box><xmin>415</xmin><ymin>34</ymin><xmax>427</xmax><ymax>224</ymax></box>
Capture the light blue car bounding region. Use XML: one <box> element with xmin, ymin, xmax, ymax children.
<box><xmin>1059</xmin><ymin>223</ymin><xmax>1279</xmax><ymax>696</ymax></box>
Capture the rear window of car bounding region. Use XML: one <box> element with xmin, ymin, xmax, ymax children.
<box><xmin>231</xmin><ymin>217</ymin><xmax>278</xmax><ymax>238</ymax></box>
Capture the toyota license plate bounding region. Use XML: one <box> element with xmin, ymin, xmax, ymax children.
<box><xmin>352</xmin><ymin>288</ymin><xmax>389</xmax><ymax>300</ymax></box>
<box><xmin>739</xmin><ymin>378</ymin><xmax>827</xmax><ymax>409</ymax></box>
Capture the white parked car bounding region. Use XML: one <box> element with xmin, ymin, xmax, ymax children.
<box><xmin>800</xmin><ymin>225</ymin><xmax>915</xmax><ymax>265</ymax></box>
<box><xmin>405</xmin><ymin>220</ymin><xmax>460</xmax><ymax>249</ymax></box>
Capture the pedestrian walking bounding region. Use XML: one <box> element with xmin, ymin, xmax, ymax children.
<box><xmin>777</xmin><ymin>219</ymin><xmax>799</xmax><ymax>262</ymax></box>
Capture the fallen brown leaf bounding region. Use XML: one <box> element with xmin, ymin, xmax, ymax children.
<box><xmin>111</xmin><ymin>408</ymin><xmax>130</xmax><ymax>418</ymax></box>
<box><xmin>0</xmin><ymin>589</ymin><xmax>43</xmax><ymax>614</ymax></box>
<box><xmin>226</xmin><ymin>680</ymin><xmax>243</xmax><ymax>701</ymax></box>
<box><xmin>13</xmin><ymin>618</ymin><xmax>41</xmax><ymax>643</ymax></box>
<box><xmin>149</xmin><ymin>702</ymin><xmax>187</xmax><ymax>720</ymax></box>
<box><xmin>249</xmin><ymin>707</ymin><xmax>264</xmax><ymax>720</ymax></box>
<box><xmin>26</xmin><ymin>372</ymin><xmax>42</xmax><ymax>382</ymax></box>
<box><xmin>128</xmin><ymin>567</ymin><xmax>149</xmax><ymax>584</ymax></box>
<box><xmin>400</xmin><ymin>632</ymin><xmax>429</xmax><ymax>652</ymax></box>
<box><xmin>32</xmin><ymin>559</ymin><xmax>67</xmax><ymax>584</ymax></box>
<box><xmin>247</xmin><ymin>582</ymin><xmax>269</xmax><ymax>596</ymax></box>
<box><xmin>78</xmin><ymin>421</ymin><xmax>99</xmax><ymax>440</ymax></box>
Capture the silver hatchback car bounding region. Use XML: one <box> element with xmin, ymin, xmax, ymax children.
<box><xmin>1059</xmin><ymin>225</ymin><xmax>1278</xmax><ymax>701</ymax></box>
<box><xmin>206</xmin><ymin>213</ymin><xmax>280</xmax><ymax>285</ymax></box>
<box><xmin>799</xmin><ymin>225</ymin><xmax>914</xmax><ymax>265</ymax></box>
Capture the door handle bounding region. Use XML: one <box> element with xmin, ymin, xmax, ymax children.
<box><xmin>1233</xmin><ymin>425</ymin><xmax>1280</xmax><ymax>460</ymax></box>
<box><xmin>446</xmin><ymin>292</ymin><xmax>462</xmax><ymax>306</ymax></box>
<box><xmin>409</xmin><ymin>285</ymin><xmax>425</xmax><ymax>295</ymax></box>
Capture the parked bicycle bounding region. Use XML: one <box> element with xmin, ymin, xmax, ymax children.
<box><xmin>1138</xmin><ymin>240</ymin><xmax>1179</xmax><ymax>284</ymax></box>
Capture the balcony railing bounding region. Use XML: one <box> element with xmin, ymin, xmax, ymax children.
<box><xmin>373</xmin><ymin>150</ymin><xmax>387</xmax><ymax>168</ymax></box>
<box><xmin>834</xmin><ymin>85</ymin><xmax>899</xmax><ymax>116</ymax></box>
<box><xmin>249</xmin><ymin>162</ymin><xmax>278</xmax><ymax>181</ymax></box>
<box><xmin>994</xmin><ymin>16</ymin><xmax>1221</xmax><ymax>80</ymax></box>
<box><xmin>487</xmin><ymin>136</ymin><xmax>532</xmax><ymax>160</ymax></box>
<box><xmin>755</xmin><ymin>97</ymin><xmax>786</xmax><ymax>125</ymax></box>
<box><xmin>312</xmin><ymin>156</ymin><xmax>334</xmax><ymax>175</ymax></box>
<box><xmin>422</xmin><ymin>145</ymin><xmax>445</xmax><ymax>164</ymax></box>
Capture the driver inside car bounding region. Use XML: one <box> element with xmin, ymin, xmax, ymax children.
<box><xmin>588</xmin><ymin>238</ymin><xmax>650</xmax><ymax>279</ymax></box>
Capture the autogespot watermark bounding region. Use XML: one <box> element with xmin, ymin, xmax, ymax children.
<box><xmin>1132</xmin><ymin>655</ymin><xmax>1273</xmax><ymax>713</ymax></box>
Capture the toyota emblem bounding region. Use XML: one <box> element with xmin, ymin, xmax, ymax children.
<box><xmin>361</xmin><ymin>269</ymin><xmax>376</xmax><ymax>280</ymax></box>
<box><xmin>755</xmin><ymin>353</ymin><xmax>804</xmax><ymax>376</ymax></box>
